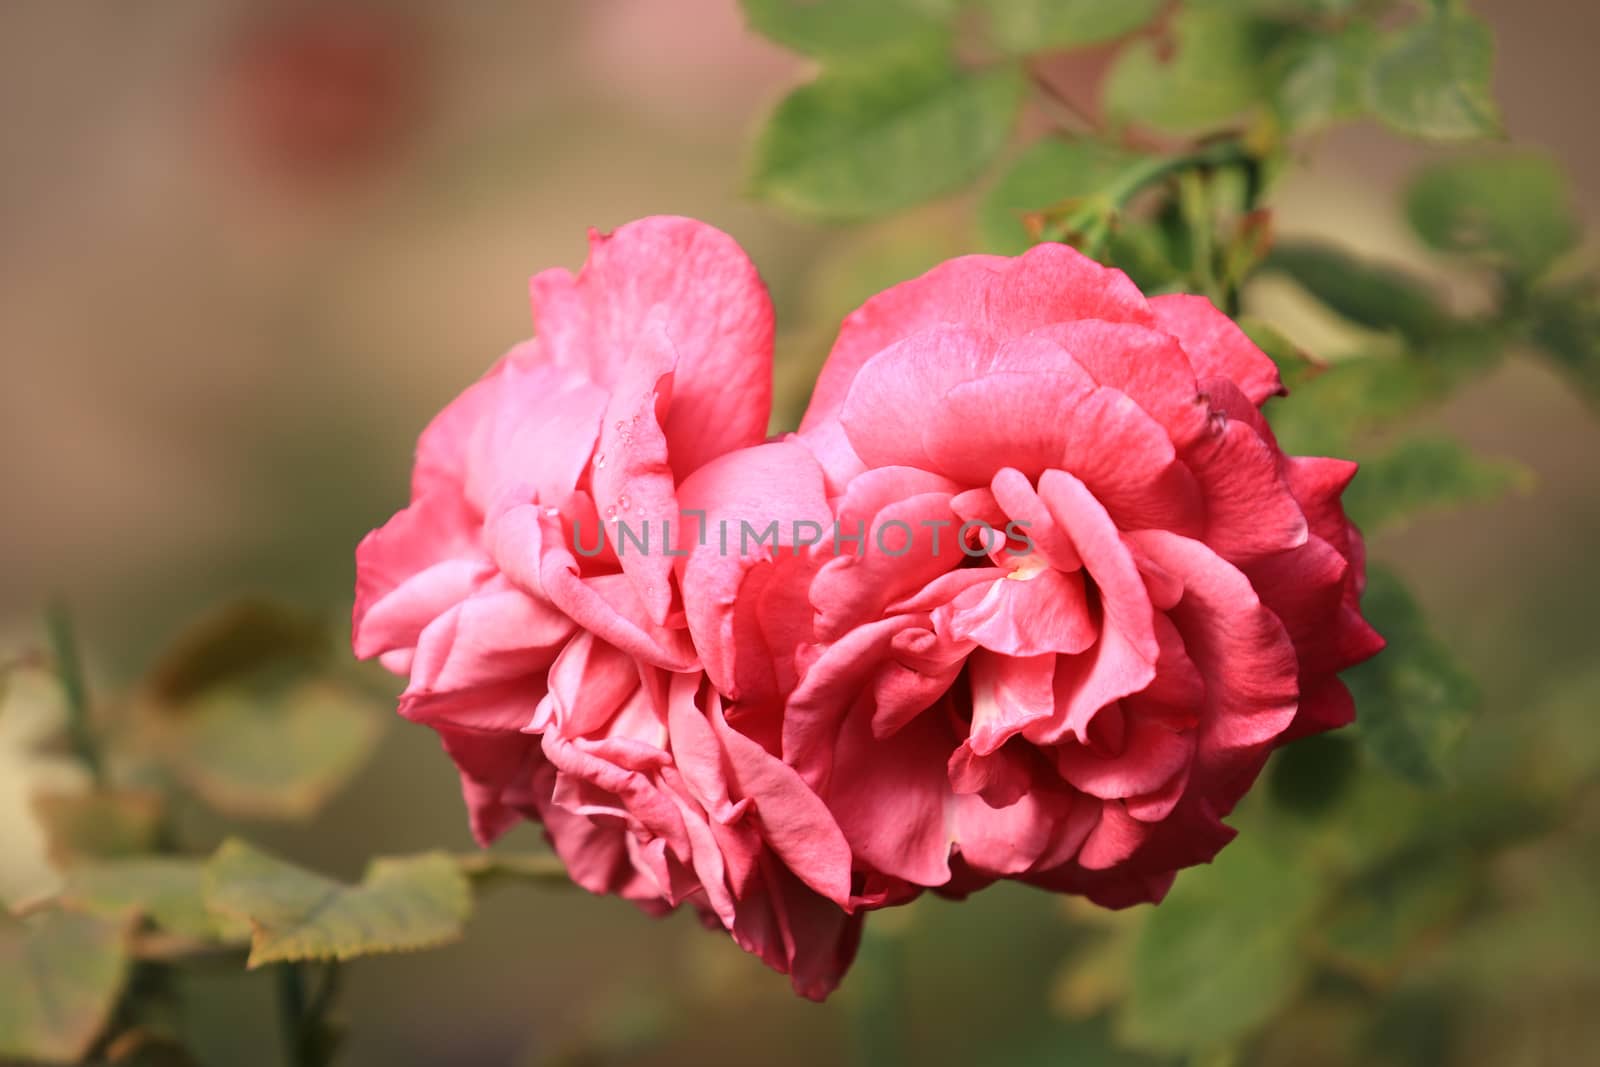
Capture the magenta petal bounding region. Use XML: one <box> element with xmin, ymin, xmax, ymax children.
<box><xmin>1149</xmin><ymin>293</ymin><xmax>1284</xmax><ymax>406</ymax></box>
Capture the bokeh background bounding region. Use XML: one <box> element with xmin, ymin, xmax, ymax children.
<box><xmin>2</xmin><ymin>2</ymin><xmax>1596</xmax><ymax>1065</ymax></box>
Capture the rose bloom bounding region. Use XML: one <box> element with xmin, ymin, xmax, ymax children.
<box><xmin>351</xmin><ymin>217</ymin><xmax>860</xmax><ymax>999</ymax></box>
<box><xmin>681</xmin><ymin>243</ymin><xmax>1385</xmax><ymax>910</ymax></box>
<box><xmin>356</xmin><ymin>218</ymin><xmax>1383</xmax><ymax>1000</ymax></box>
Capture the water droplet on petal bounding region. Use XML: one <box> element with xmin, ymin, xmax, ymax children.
<box><xmin>604</xmin><ymin>505</ymin><xmax>618</xmax><ymax>520</ymax></box>
<box><xmin>544</xmin><ymin>506</ymin><xmax>561</xmax><ymax>519</ymax></box>
<box><xmin>618</xmin><ymin>495</ymin><xmax>631</xmax><ymax>512</ymax></box>
<box><xmin>594</xmin><ymin>452</ymin><xmax>607</xmax><ymax>470</ymax></box>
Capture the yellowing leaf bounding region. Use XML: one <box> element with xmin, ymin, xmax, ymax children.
<box><xmin>0</xmin><ymin>908</ymin><xmax>132</xmax><ymax>1063</ymax></box>
<box><xmin>138</xmin><ymin>601</ymin><xmax>385</xmax><ymax>821</ymax></box>
<box><xmin>203</xmin><ymin>839</ymin><xmax>472</xmax><ymax>967</ymax></box>
<box><xmin>153</xmin><ymin>680</ymin><xmax>382</xmax><ymax>821</ymax></box>
<box><xmin>32</xmin><ymin>788</ymin><xmax>165</xmax><ymax>868</ymax></box>
<box><xmin>61</xmin><ymin>858</ymin><xmax>250</xmax><ymax>943</ymax></box>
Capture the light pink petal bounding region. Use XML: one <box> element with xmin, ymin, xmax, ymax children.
<box><xmin>966</xmin><ymin>650</ymin><xmax>1057</xmax><ymax>755</ymax></box>
<box><xmin>704</xmin><ymin>688</ymin><xmax>854</xmax><ymax>908</ymax></box>
<box><xmin>532</xmin><ymin>630</ymin><xmax>643</xmax><ymax>737</ymax></box>
<box><xmin>1056</xmin><ymin>713</ymin><xmax>1197</xmax><ymax>800</ymax></box>
<box><xmin>953</xmin><ymin>381</ymin><xmax>1204</xmax><ymax>535</ymax></box>
<box><xmin>353</xmin><ymin>484</ymin><xmax>489</xmax><ymax>658</ymax></box>
<box><xmin>404</xmin><ymin>581</ymin><xmax>574</xmax><ymax>699</ymax></box>
<box><xmin>803</xmin><ymin>243</ymin><xmax>1151</xmax><ymax>431</ymax></box>
<box><xmin>530</xmin><ymin>216</ymin><xmax>775</xmax><ymax>478</ymax></box>
<box><xmin>399</xmin><ymin>661</ymin><xmax>547</xmax><ymax>734</ymax></box>
<box><xmin>434</xmin><ymin>725</ymin><xmax>545</xmax><ymax>846</ymax></box>
<box><xmin>460</xmin><ymin>359</ymin><xmax>610</xmax><ymax>520</ymax></box>
<box><xmin>676</xmin><ymin>439</ymin><xmax>832</xmax><ymax>697</ymax></box>
<box><xmin>947</xmin><ymin>783</ymin><xmax>1086</xmax><ymax>877</ymax></box>
<box><xmin>1016</xmin><ymin>470</ymin><xmax>1161</xmax><ymax>746</ymax></box>
<box><xmin>1023</xmin><ymin>320</ymin><xmax>1211</xmax><ymax>446</ymax></box>
<box><xmin>811</xmin><ymin>472</ymin><xmax>961</xmax><ymax>641</ymax></box>
<box><xmin>837</xmin><ymin>324</ymin><xmax>1001</xmax><ymax>471</ymax></box>
<box><xmin>825</xmin><ymin>696</ymin><xmax>957</xmax><ymax>887</ymax></box>
<box><xmin>588</xmin><ymin>316</ymin><xmax>681</xmax><ymax>624</ymax></box>
<box><xmin>1076</xmin><ymin>800</ymin><xmax>1154</xmax><ymax>871</ymax></box>
<box><xmin>941</xmin><ymin>567</ymin><xmax>1096</xmax><ymax>658</ymax></box>
<box><xmin>410</xmin><ymin>357</ymin><xmax>511</xmax><ymax>500</ymax></box>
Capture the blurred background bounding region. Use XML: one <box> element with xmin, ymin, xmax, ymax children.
<box><xmin>1</xmin><ymin>1</ymin><xmax>1596</xmax><ymax>1064</ymax></box>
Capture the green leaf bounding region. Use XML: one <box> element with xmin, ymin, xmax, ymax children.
<box><xmin>1366</xmin><ymin>10</ymin><xmax>1501</xmax><ymax>140</ymax></box>
<box><xmin>1262</xmin><ymin>241</ymin><xmax>1449</xmax><ymax>341</ymax></box>
<box><xmin>1406</xmin><ymin>153</ymin><xmax>1580</xmax><ymax>278</ymax></box>
<box><xmin>203</xmin><ymin>839</ymin><xmax>472</xmax><ymax>967</ymax></box>
<box><xmin>982</xmin><ymin>0</ymin><xmax>1165</xmax><ymax>53</ymax></box>
<box><xmin>738</xmin><ymin>0</ymin><xmax>948</xmax><ymax>59</ymax></box>
<box><xmin>61</xmin><ymin>858</ymin><xmax>250</xmax><ymax>943</ymax></box>
<box><xmin>0</xmin><ymin>908</ymin><xmax>132</xmax><ymax>1062</ymax></box>
<box><xmin>1531</xmin><ymin>282</ymin><xmax>1600</xmax><ymax>410</ymax></box>
<box><xmin>1271</xmin><ymin>21</ymin><xmax>1376</xmax><ymax>131</ymax></box>
<box><xmin>1318</xmin><ymin>850</ymin><xmax>1475</xmax><ymax>980</ymax></box>
<box><xmin>979</xmin><ymin>138</ymin><xmax>1155</xmax><ymax>255</ymax></box>
<box><xmin>1345</xmin><ymin>436</ymin><xmax>1528</xmax><ymax>532</ymax></box>
<box><xmin>1120</xmin><ymin>834</ymin><xmax>1321</xmax><ymax>1054</ymax></box>
<box><xmin>1346</xmin><ymin>568</ymin><xmax>1477</xmax><ymax>786</ymax></box>
<box><xmin>749</xmin><ymin>46</ymin><xmax>1024</xmax><ymax>220</ymax></box>
<box><xmin>1104</xmin><ymin>10</ymin><xmax>1278</xmax><ymax>133</ymax></box>
<box><xmin>1269</xmin><ymin>733</ymin><xmax>1360</xmax><ymax>815</ymax></box>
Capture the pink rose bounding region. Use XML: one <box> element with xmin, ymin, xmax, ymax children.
<box><xmin>682</xmin><ymin>243</ymin><xmax>1385</xmax><ymax>910</ymax></box>
<box><xmin>351</xmin><ymin>217</ymin><xmax>859</xmax><ymax>999</ymax></box>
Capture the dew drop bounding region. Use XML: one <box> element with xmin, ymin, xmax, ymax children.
<box><xmin>604</xmin><ymin>505</ymin><xmax>618</xmax><ymax>520</ymax></box>
<box><xmin>618</xmin><ymin>495</ymin><xmax>632</xmax><ymax>512</ymax></box>
<box><xmin>594</xmin><ymin>452</ymin><xmax>607</xmax><ymax>470</ymax></box>
<box><xmin>543</xmin><ymin>506</ymin><xmax>561</xmax><ymax>519</ymax></box>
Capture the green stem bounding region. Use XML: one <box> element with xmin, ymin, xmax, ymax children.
<box><xmin>1178</xmin><ymin>169</ymin><xmax>1225</xmax><ymax>308</ymax></box>
<box><xmin>278</xmin><ymin>961</ymin><xmax>341</xmax><ymax>1067</ymax></box>
<box><xmin>848</xmin><ymin>925</ymin><xmax>909</xmax><ymax>1067</ymax></box>
<box><xmin>45</xmin><ymin>600</ymin><xmax>105</xmax><ymax>788</ymax></box>
<box><xmin>1104</xmin><ymin>139</ymin><xmax>1254</xmax><ymax>211</ymax></box>
<box><xmin>277</xmin><ymin>962</ymin><xmax>310</xmax><ymax>1067</ymax></box>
